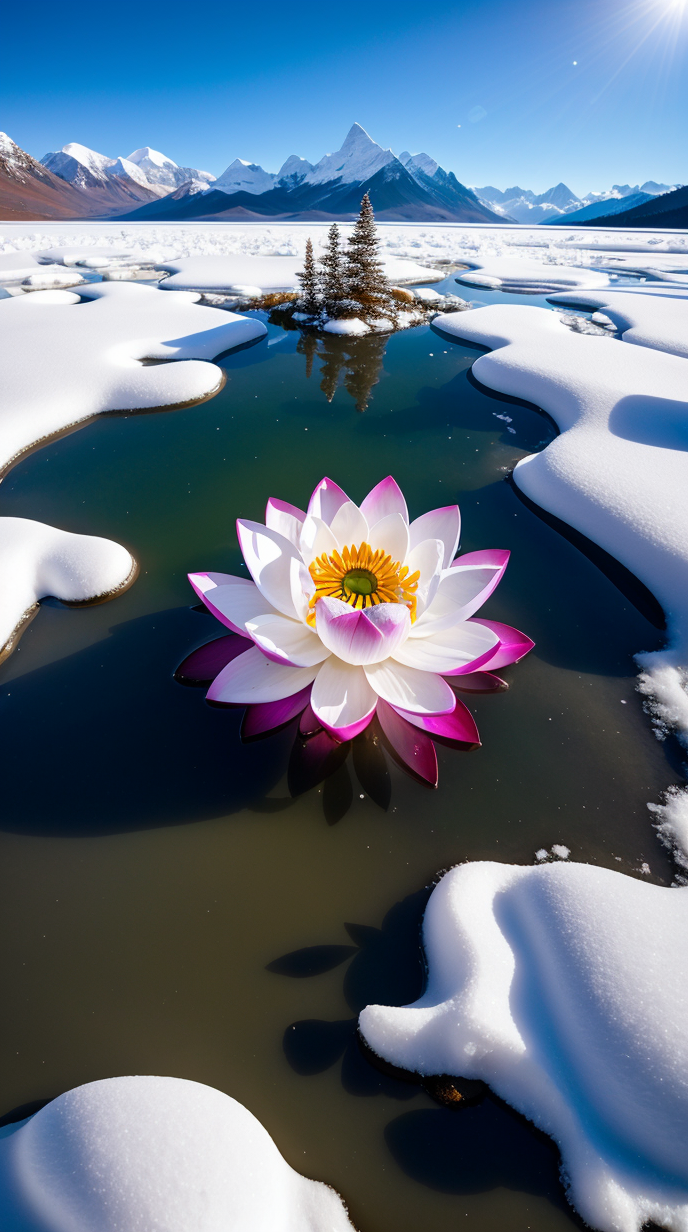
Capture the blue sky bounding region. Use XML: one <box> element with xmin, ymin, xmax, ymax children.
<box><xmin>3</xmin><ymin>0</ymin><xmax>686</xmax><ymax>194</ymax></box>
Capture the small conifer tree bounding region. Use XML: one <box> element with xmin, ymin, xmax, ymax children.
<box><xmin>318</xmin><ymin>224</ymin><xmax>349</xmax><ymax>316</ymax></box>
<box><xmin>345</xmin><ymin>193</ymin><xmax>394</xmax><ymax>322</ymax></box>
<box><xmin>297</xmin><ymin>238</ymin><xmax>320</xmax><ymax>315</ymax></box>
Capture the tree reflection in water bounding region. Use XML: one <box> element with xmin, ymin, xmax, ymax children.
<box><xmin>275</xmin><ymin>316</ymin><xmax>388</xmax><ymax>412</ymax></box>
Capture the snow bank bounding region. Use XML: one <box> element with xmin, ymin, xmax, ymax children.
<box><xmin>321</xmin><ymin>317</ymin><xmax>370</xmax><ymax>335</ymax></box>
<box><xmin>455</xmin><ymin>257</ymin><xmax>610</xmax><ymax>293</ymax></box>
<box><xmin>0</xmin><ymin>517</ymin><xmax>134</xmax><ymax>661</ymax></box>
<box><xmin>360</xmin><ymin>860</ymin><xmax>688</xmax><ymax>1232</ymax></box>
<box><xmin>0</xmin><ymin>1075</ymin><xmax>354</xmax><ymax>1232</ymax></box>
<box><xmin>435</xmin><ymin>303</ymin><xmax>688</xmax><ymax>756</ymax></box>
<box><xmin>550</xmin><ymin>288</ymin><xmax>688</xmax><ymax>359</ymax></box>
<box><xmin>157</xmin><ymin>253</ymin><xmax>441</xmax><ymax>293</ymax></box>
<box><xmin>0</xmin><ymin>283</ymin><xmax>266</xmax><ymax>475</ymax></box>
<box><xmin>649</xmin><ymin>788</ymin><xmax>688</xmax><ymax>879</ymax></box>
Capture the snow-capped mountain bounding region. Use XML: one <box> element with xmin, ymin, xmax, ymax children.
<box><xmin>475</xmin><ymin>180</ymin><xmax>677</xmax><ymax>224</ymax></box>
<box><xmin>214</xmin><ymin>158</ymin><xmax>278</xmax><ymax>195</ymax></box>
<box><xmin>126</xmin><ymin>146</ymin><xmax>214</xmax><ymax>189</ymax></box>
<box><xmin>276</xmin><ymin>155</ymin><xmax>314</xmax><ymax>187</ymax></box>
<box><xmin>0</xmin><ymin>132</ymin><xmax>118</xmax><ymax>221</ymax></box>
<box><xmin>121</xmin><ymin>124</ymin><xmax>505</xmax><ymax>224</ymax></box>
<box><xmin>40</xmin><ymin>143</ymin><xmax>215</xmax><ymax>209</ymax></box>
<box><xmin>303</xmin><ymin>122</ymin><xmax>397</xmax><ymax>187</ymax></box>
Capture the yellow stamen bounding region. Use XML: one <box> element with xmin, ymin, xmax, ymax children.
<box><xmin>308</xmin><ymin>542</ymin><xmax>419</xmax><ymax>626</ymax></box>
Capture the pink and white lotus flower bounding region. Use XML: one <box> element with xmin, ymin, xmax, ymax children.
<box><xmin>186</xmin><ymin>477</ymin><xmax>533</xmax><ymax>785</ymax></box>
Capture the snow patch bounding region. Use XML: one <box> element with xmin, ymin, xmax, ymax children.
<box><xmin>550</xmin><ymin>287</ymin><xmax>688</xmax><ymax>359</ymax></box>
<box><xmin>0</xmin><ymin>1075</ymin><xmax>353</xmax><ymax>1232</ymax></box>
<box><xmin>456</xmin><ymin>257</ymin><xmax>610</xmax><ymax>293</ymax></box>
<box><xmin>435</xmin><ymin>302</ymin><xmax>688</xmax><ymax>759</ymax></box>
<box><xmin>360</xmin><ymin>860</ymin><xmax>688</xmax><ymax>1232</ymax></box>
<box><xmin>0</xmin><ymin>281</ymin><xmax>266</xmax><ymax>476</ymax></box>
<box><xmin>0</xmin><ymin>517</ymin><xmax>134</xmax><ymax>661</ymax></box>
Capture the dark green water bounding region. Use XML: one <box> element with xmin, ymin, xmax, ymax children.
<box><xmin>0</xmin><ymin>298</ymin><xmax>677</xmax><ymax>1232</ymax></box>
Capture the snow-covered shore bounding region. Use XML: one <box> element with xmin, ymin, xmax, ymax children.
<box><xmin>2</xmin><ymin>220</ymin><xmax>688</xmax><ymax>277</ymax></box>
<box><xmin>360</xmin><ymin>860</ymin><xmax>688</xmax><ymax>1232</ymax></box>
<box><xmin>435</xmin><ymin>290</ymin><xmax>688</xmax><ymax>869</ymax></box>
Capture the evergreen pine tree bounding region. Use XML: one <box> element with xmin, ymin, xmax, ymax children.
<box><xmin>318</xmin><ymin>224</ymin><xmax>349</xmax><ymax>317</ymax></box>
<box><xmin>297</xmin><ymin>238</ymin><xmax>320</xmax><ymax>315</ymax></box>
<box><xmin>345</xmin><ymin>193</ymin><xmax>394</xmax><ymax>322</ymax></box>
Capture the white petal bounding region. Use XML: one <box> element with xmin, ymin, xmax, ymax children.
<box><xmin>191</xmin><ymin>574</ymin><xmax>280</xmax><ymax>634</ymax></box>
<box><xmin>405</xmin><ymin>538</ymin><xmax>443</xmax><ymax>616</ymax></box>
<box><xmin>328</xmin><ymin>501</ymin><xmax>369</xmax><ymax>550</ymax></box>
<box><xmin>409</xmin><ymin>506</ymin><xmax>461</xmax><ymax>569</ymax></box>
<box><xmin>411</xmin><ymin>565</ymin><xmax>502</xmax><ymax>638</ymax></box>
<box><xmin>364</xmin><ymin>660</ymin><xmax>455</xmax><ymax>714</ymax></box>
<box><xmin>289</xmin><ymin>556</ymin><xmax>315</xmax><ymax>624</ymax></box>
<box><xmin>392</xmin><ymin>620</ymin><xmax>499</xmax><ymax>673</ymax></box>
<box><xmin>246</xmin><ymin>614</ymin><xmax>330</xmax><ymax>667</ymax></box>
<box><xmin>311</xmin><ymin>657</ymin><xmax>377</xmax><ymax>737</ymax></box>
<box><xmin>299</xmin><ymin>514</ymin><xmax>339</xmax><ymax>565</ymax></box>
<box><xmin>207</xmin><ymin>646</ymin><xmax>319</xmax><ymax>703</ymax></box>
<box><xmin>236</xmin><ymin>520</ymin><xmax>301</xmax><ymax>620</ymax></box>
<box><xmin>367</xmin><ymin>512</ymin><xmax>409</xmax><ymax>565</ymax></box>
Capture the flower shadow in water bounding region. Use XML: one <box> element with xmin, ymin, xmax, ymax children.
<box><xmin>175</xmin><ymin>623</ymin><xmax>506</xmax><ymax>802</ymax></box>
<box><xmin>269</xmin><ymin>887</ymin><xmax>588</xmax><ymax>1223</ymax></box>
<box><xmin>269</xmin><ymin>888</ymin><xmax>431</xmax><ymax>1099</ymax></box>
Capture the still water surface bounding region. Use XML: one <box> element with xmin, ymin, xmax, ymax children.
<box><xmin>0</xmin><ymin>288</ymin><xmax>676</xmax><ymax>1232</ymax></box>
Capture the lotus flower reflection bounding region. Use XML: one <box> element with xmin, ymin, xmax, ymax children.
<box><xmin>184</xmin><ymin>477</ymin><xmax>533</xmax><ymax>786</ymax></box>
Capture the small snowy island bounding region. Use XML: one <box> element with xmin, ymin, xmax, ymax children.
<box><xmin>270</xmin><ymin>193</ymin><xmax>467</xmax><ymax>335</ymax></box>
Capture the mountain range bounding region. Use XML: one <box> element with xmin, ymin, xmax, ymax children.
<box><xmin>474</xmin><ymin>180</ymin><xmax>677</xmax><ymax>225</ymax></box>
<box><xmin>0</xmin><ymin>124</ymin><xmax>679</xmax><ymax>226</ymax></box>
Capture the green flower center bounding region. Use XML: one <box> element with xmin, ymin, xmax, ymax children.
<box><xmin>343</xmin><ymin>568</ymin><xmax>378</xmax><ymax>597</ymax></box>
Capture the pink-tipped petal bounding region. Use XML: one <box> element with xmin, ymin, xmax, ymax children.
<box><xmin>409</xmin><ymin>506</ymin><xmax>461</xmax><ymax>569</ymax></box>
<box><xmin>241</xmin><ymin>685</ymin><xmax>312</xmax><ymax>738</ymax></box>
<box><xmin>393</xmin><ymin>619</ymin><xmax>500</xmax><ymax>675</ymax></box>
<box><xmin>310</xmin><ymin>658</ymin><xmax>378</xmax><ymax>740</ymax></box>
<box><xmin>364</xmin><ymin>660</ymin><xmax>455</xmax><ymax>715</ymax></box>
<box><xmin>175</xmin><ymin>633</ymin><xmax>251</xmax><ymax>683</ymax></box>
<box><xmin>188</xmin><ymin>573</ymin><xmax>280</xmax><ymax>635</ymax></box>
<box><xmin>315</xmin><ymin>598</ymin><xmax>410</xmax><ymax>666</ymax></box>
<box><xmin>299</xmin><ymin>702</ymin><xmax>322</xmax><ymax>736</ymax></box>
<box><xmin>393</xmin><ymin>696</ymin><xmax>480</xmax><ymax>745</ymax></box>
<box><xmin>469</xmin><ymin>618</ymin><xmax>535</xmax><ymax>668</ymax></box>
<box><xmin>236</xmin><ymin>520</ymin><xmax>302</xmax><ymax>620</ymax></box>
<box><xmin>360</xmin><ymin>476</ymin><xmax>409</xmax><ymax>528</ymax></box>
<box><xmin>412</xmin><ymin>563</ymin><xmax>506</xmax><ymax>637</ymax></box>
<box><xmin>207</xmin><ymin>646</ymin><xmax>319</xmax><ymax>704</ymax></box>
<box><xmin>329</xmin><ymin>501</ymin><xmax>369</xmax><ymax>549</ymax></box>
<box><xmin>451</xmin><ymin>671</ymin><xmax>508</xmax><ymax>693</ymax></box>
<box><xmin>265</xmin><ymin>497</ymin><xmax>306</xmax><ymax>548</ymax></box>
<box><xmin>376</xmin><ymin>700</ymin><xmax>438</xmax><ymax>787</ymax></box>
<box><xmin>307</xmin><ymin>477</ymin><xmax>351</xmax><ymax>526</ymax></box>
<box><xmin>245</xmin><ymin>613</ymin><xmax>330</xmax><ymax>667</ymax></box>
<box><xmin>450</xmin><ymin>548</ymin><xmax>510</xmax><ymax>570</ymax></box>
